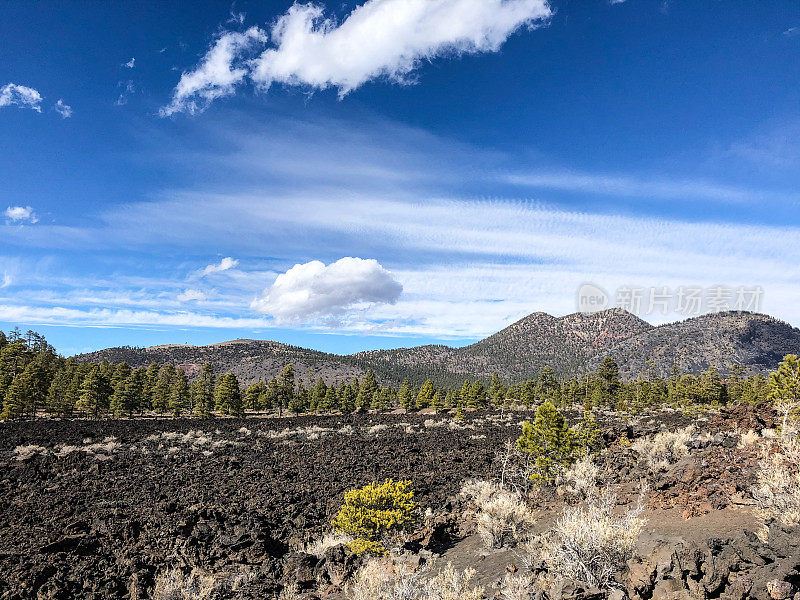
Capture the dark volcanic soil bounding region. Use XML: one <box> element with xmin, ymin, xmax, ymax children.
<box><xmin>0</xmin><ymin>412</ymin><xmax>527</xmax><ymax>599</ymax></box>
<box><xmin>0</xmin><ymin>406</ymin><xmax>774</xmax><ymax>600</ymax></box>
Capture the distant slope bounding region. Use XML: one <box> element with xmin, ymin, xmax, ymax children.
<box><xmin>584</xmin><ymin>311</ymin><xmax>800</xmax><ymax>378</ymax></box>
<box><xmin>454</xmin><ymin>308</ymin><xmax>653</xmax><ymax>380</ymax></box>
<box><xmin>75</xmin><ymin>310</ymin><xmax>800</xmax><ymax>387</ymax></box>
<box><xmin>76</xmin><ymin>339</ymin><xmax>368</xmax><ymax>387</ymax></box>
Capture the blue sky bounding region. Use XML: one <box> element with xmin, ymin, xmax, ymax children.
<box><xmin>1</xmin><ymin>0</ymin><xmax>799</xmax><ymax>356</ymax></box>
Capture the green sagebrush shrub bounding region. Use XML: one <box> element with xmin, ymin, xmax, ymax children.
<box><xmin>332</xmin><ymin>479</ymin><xmax>417</xmax><ymax>555</ymax></box>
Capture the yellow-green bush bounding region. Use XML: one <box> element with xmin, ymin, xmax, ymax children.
<box><xmin>332</xmin><ymin>479</ymin><xmax>417</xmax><ymax>555</ymax></box>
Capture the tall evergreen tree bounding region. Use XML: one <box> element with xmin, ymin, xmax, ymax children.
<box><xmin>244</xmin><ymin>380</ymin><xmax>267</xmax><ymax>410</ymax></box>
<box><xmin>192</xmin><ymin>363</ymin><xmax>216</xmax><ymax>417</ymax></box>
<box><xmin>152</xmin><ymin>365</ymin><xmax>175</xmax><ymax>413</ymax></box>
<box><xmin>215</xmin><ymin>372</ymin><xmax>243</xmax><ymax>416</ymax></box>
<box><xmin>398</xmin><ymin>379</ymin><xmax>413</xmax><ymax>410</ymax></box>
<box><xmin>416</xmin><ymin>379</ymin><xmax>435</xmax><ymax>409</ymax></box>
<box><xmin>768</xmin><ymin>354</ymin><xmax>800</xmax><ymax>405</ymax></box>
<box><xmin>276</xmin><ymin>364</ymin><xmax>296</xmax><ymax>416</ymax></box>
<box><xmin>169</xmin><ymin>369</ymin><xmax>190</xmax><ymax>416</ymax></box>
<box><xmin>77</xmin><ymin>366</ymin><xmax>112</xmax><ymax>418</ymax></box>
<box><xmin>311</xmin><ymin>378</ymin><xmax>327</xmax><ymax>411</ymax></box>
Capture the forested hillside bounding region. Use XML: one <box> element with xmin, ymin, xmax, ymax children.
<box><xmin>75</xmin><ymin>309</ymin><xmax>800</xmax><ymax>387</ymax></box>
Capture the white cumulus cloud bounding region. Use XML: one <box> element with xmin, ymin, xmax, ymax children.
<box><xmin>162</xmin><ymin>0</ymin><xmax>550</xmax><ymax>114</ymax></box>
<box><xmin>0</xmin><ymin>83</ymin><xmax>43</xmax><ymax>112</ymax></box>
<box><xmin>4</xmin><ymin>206</ymin><xmax>38</xmax><ymax>223</ymax></box>
<box><xmin>251</xmin><ymin>257</ymin><xmax>403</xmax><ymax>321</ymax></box>
<box><xmin>177</xmin><ymin>288</ymin><xmax>207</xmax><ymax>302</ymax></box>
<box><xmin>199</xmin><ymin>256</ymin><xmax>239</xmax><ymax>277</ymax></box>
<box><xmin>54</xmin><ymin>99</ymin><xmax>72</xmax><ymax>118</ymax></box>
<box><xmin>160</xmin><ymin>27</ymin><xmax>267</xmax><ymax>116</ymax></box>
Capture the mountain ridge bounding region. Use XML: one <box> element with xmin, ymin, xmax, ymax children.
<box><xmin>74</xmin><ymin>309</ymin><xmax>800</xmax><ymax>387</ymax></box>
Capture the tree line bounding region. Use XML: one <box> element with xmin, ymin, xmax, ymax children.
<box><xmin>1</xmin><ymin>327</ymin><xmax>794</xmax><ymax>420</ymax></box>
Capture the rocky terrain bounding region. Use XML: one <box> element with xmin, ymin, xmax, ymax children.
<box><xmin>2</xmin><ymin>404</ymin><xmax>798</xmax><ymax>600</ymax></box>
<box><xmin>75</xmin><ymin>310</ymin><xmax>800</xmax><ymax>387</ymax></box>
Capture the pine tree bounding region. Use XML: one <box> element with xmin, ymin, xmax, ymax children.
<box><xmin>321</xmin><ymin>385</ymin><xmax>338</xmax><ymax>411</ymax></box>
<box><xmin>768</xmin><ymin>354</ymin><xmax>800</xmax><ymax>406</ymax></box>
<box><xmin>311</xmin><ymin>378</ymin><xmax>327</xmax><ymax>411</ymax></box>
<box><xmin>517</xmin><ymin>401</ymin><xmax>577</xmax><ymax>483</ymax></box>
<box><xmin>2</xmin><ymin>360</ymin><xmax>48</xmax><ymax>418</ymax></box>
<box><xmin>215</xmin><ymin>372</ymin><xmax>243</xmax><ymax>416</ymax></box>
<box><xmin>358</xmin><ymin>370</ymin><xmax>378</xmax><ymax>408</ymax></box>
<box><xmin>340</xmin><ymin>382</ymin><xmax>356</xmax><ymax>413</ymax></box>
<box><xmin>77</xmin><ymin>366</ymin><xmax>112</xmax><ymax>418</ymax></box>
<box><xmin>264</xmin><ymin>377</ymin><xmax>279</xmax><ymax>411</ymax></box>
<box><xmin>288</xmin><ymin>381</ymin><xmax>308</xmax><ymax>414</ymax></box>
<box><xmin>430</xmin><ymin>389</ymin><xmax>444</xmax><ymax>412</ymax></box>
<box><xmin>727</xmin><ymin>364</ymin><xmax>746</xmax><ymax>404</ymax></box>
<box><xmin>459</xmin><ymin>379</ymin><xmax>472</xmax><ymax>408</ymax></box>
<box><xmin>597</xmin><ymin>357</ymin><xmax>621</xmax><ymax>406</ymax></box>
<box><xmin>520</xmin><ymin>379</ymin><xmax>535</xmax><ymax>407</ymax></box>
<box><xmin>699</xmin><ymin>367</ymin><xmax>724</xmax><ymax>404</ymax></box>
<box><xmin>169</xmin><ymin>369</ymin><xmax>190</xmax><ymax>416</ymax></box>
<box><xmin>153</xmin><ymin>365</ymin><xmax>174</xmax><ymax>413</ymax></box>
<box><xmin>489</xmin><ymin>372</ymin><xmax>506</xmax><ymax>405</ymax></box>
<box><xmin>398</xmin><ymin>379</ymin><xmax>413</xmax><ymax>410</ymax></box>
<box><xmin>110</xmin><ymin>375</ymin><xmax>134</xmax><ymax>417</ymax></box>
<box><xmin>47</xmin><ymin>366</ymin><xmax>75</xmax><ymax>415</ymax></box>
<box><xmin>416</xmin><ymin>379</ymin><xmax>435</xmax><ymax>409</ymax></box>
<box><xmin>245</xmin><ymin>380</ymin><xmax>267</xmax><ymax>410</ymax></box>
<box><xmin>193</xmin><ymin>363</ymin><xmax>216</xmax><ymax>417</ymax></box>
<box><xmin>466</xmin><ymin>381</ymin><xmax>486</xmax><ymax>410</ymax></box>
<box><xmin>276</xmin><ymin>364</ymin><xmax>296</xmax><ymax>415</ymax></box>
<box><xmin>111</xmin><ymin>362</ymin><xmax>131</xmax><ymax>396</ymax></box>
<box><xmin>143</xmin><ymin>362</ymin><xmax>160</xmax><ymax>411</ymax></box>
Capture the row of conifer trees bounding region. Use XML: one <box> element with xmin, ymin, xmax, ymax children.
<box><xmin>0</xmin><ymin>327</ymin><xmax>789</xmax><ymax>419</ymax></box>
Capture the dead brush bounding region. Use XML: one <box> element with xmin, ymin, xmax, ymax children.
<box><xmin>532</xmin><ymin>486</ymin><xmax>646</xmax><ymax>590</ymax></box>
<box><xmin>460</xmin><ymin>479</ymin><xmax>536</xmax><ymax>548</ymax></box>
<box><xmin>345</xmin><ymin>558</ymin><xmax>482</xmax><ymax>600</ymax></box>
<box><xmin>753</xmin><ymin>430</ymin><xmax>800</xmax><ymax>526</ymax></box>
<box><xmin>13</xmin><ymin>445</ymin><xmax>47</xmax><ymax>460</ymax></box>
<box><xmin>557</xmin><ymin>455</ymin><xmax>600</xmax><ymax>502</ymax></box>
<box><xmin>152</xmin><ymin>567</ymin><xmax>252</xmax><ymax>600</ymax></box>
<box><xmin>631</xmin><ymin>426</ymin><xmax>693</xmax><ymax>471</ymax></box>
<box><xmin>303</xmin><ymin>532</ymin><xmax>354</xmax><ymax>557</ymax></box>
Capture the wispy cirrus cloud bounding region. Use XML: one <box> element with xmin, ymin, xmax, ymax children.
<box><xmin>198</xmin><ymin>256</ymin><xmax>239</xmax><ymax>277</ymax></box>
<box><xmin>162</xmin><ymin>0</ymin><xmax>551</xmax><ymax>114</ymax></box>
<box><xmin>503</xmin><ymin>170</ymin><xmax>800</xmax><ymax>204</ymax></box>
<box><xmin>177</xmin><ymin>288</ymin><xmax>207</xmax><ymax>302</ymax></box>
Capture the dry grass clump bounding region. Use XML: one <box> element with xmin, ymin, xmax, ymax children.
<box><xmin>460</xmin><ymin>479</ymin><xmax>536</xmax><ymax>548</ymax></box>
<box><xmin>83</xmin><ymin>436</ymin><xmax>122</xmax><ymax>456</ymax></box>
<box><xmin>534</xmin><ymin>488</ymin><xmax>646</xmax><ymax>590</ymax></box>
<box><xmin>739</xmin><ymin>429</ymin><xmax>761</xmax><ymax>447</ymax></box>
<box><xmin>631</xmin><ymin>426</ymin><xmax>693</xmax><ymax>471</ymax></box>
<box><xmin>558</xmin><ymin>455</ymin><xmax>600</xmax><ymax>501</ymax></box>
<box><xmin>303</xmin><ymin>532</ymin><xmax>354</xmax><ymax>557</ymax></box>
<box><xmin>499</xmin><ymin>571</ymin><xmax>534</xmax><ymax>600</ymax></box>
<box><xmin>13</xmin><ymin>445</ymin><xmax>47</xmax><ymax>460</ymax></box>
<box><xmin>153</xmin><ymin>568</ymin><xmax>252</xmax><ymax>600</ymax></box>
<box><xmin>753</xmin><ymin>431</ymin><xmax>800</xmax><ymax>526</ymax></box>
<box><xmin>346</xmin><ymin>558</ymin><xmax>482</xmax><ymax>600</ymax></box>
